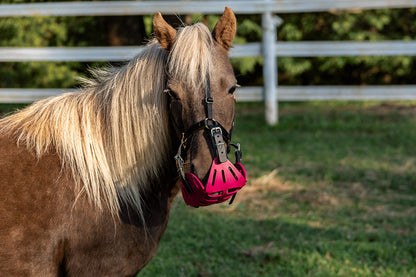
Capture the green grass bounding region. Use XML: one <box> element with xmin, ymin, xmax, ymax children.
<box><xmin>1</xmin><ymin>102</ymin><xmax>415</xmax><ymax>276</ymax></box>
<box><xmin>140</xmin><ymin>101</ymin><xmax>416</xmax><ymax>276</ymax></box>
<box><xmin>0</xmin><ymin>103</ymin><xmax>27</xmax><ymax>116</ymax></box>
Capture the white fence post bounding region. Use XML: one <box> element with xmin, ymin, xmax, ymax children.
<box><xmin>262</xmin><ymin>7</ymin><xmax>280</xmax><ymax>125</ymax></box>
<box><xmin>262</xmin><ymin>12</ymin><xmax>277</xmax><ymax>125</ymax></box>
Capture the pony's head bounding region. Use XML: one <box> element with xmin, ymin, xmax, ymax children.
<box><xmin>154</xmin><ymin>7</ymin><xmax>247</xmax><ymax>207</ymax></box>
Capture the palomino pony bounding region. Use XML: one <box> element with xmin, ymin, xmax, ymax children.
<box><xmin>0</xmin><ymin>7</ymin><xmax>246</xmax><ymax>276</ymax></box>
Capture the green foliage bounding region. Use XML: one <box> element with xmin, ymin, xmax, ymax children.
<box><xmin>0</xmin><ymin>14</ymin><xmax>75</xmax><ymax>87</ymax></box>
<box><xmin>275</xmin><ymin>9</ymin><xmax>416</xmax><ymax>85</ymax></box>
<box><xmin>233</xmin><ymin>9</ymin><xmax>416</xmax><ymax>86</ymax></box>
<box><xmin>231</xmin><ymin>18</ymin><xmax>263</xmax><ymax>76</ymax></box>
<box><xmin>0</xmin><ymin>0</ymin><xmax>110</xmax><ymax>88</ymax></box>
<box><xmin>0</xmin><ymin>13</ymin><xmax>108</xmax><ymax>88</ymax></box>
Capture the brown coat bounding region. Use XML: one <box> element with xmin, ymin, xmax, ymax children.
<box><xmin>0</xmin><ymin>134</ymin><xmax>179</xmax><ymax>276</ymax></box>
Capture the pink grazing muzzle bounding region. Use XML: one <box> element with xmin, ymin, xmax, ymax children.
<box><xmin>181</xmin><ymin>157</ymin><xmax>247</xmax><ymax>207</ymax></box>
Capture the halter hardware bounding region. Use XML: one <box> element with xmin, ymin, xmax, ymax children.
<box><xmin>210</xmin><ymin>126</ymin><xmax>222</xmax><ymax>136</ymax></box>
<box><xmin>205</xmin><ymin>96</ymin><xmax>214</xmax><ymax>104</ymax></box>
<box><xmin>205</xmin><ymin>118</ymin><xmax>217</xmax><ymax>129</ymax></box>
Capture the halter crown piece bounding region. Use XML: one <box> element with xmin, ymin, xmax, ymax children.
<box><xmin>171</xmin><ymin>75</ymin><xmax>247</xmax><ymax>208</ymax></box>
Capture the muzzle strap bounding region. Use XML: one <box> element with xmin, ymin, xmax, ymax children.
<box><xmin>211</xmin><ymin>126</ymin><xmax>227</xmax><ymax>163</ymax></box>
<box><xmin>230</xmin><ymin>143</ymin><xmax>243</xmax><ymax>164</ymax></box>
<box><xmin>227</xmin><ymin>143</ymin><xmax>243</xmax><ymax>205</ymax></box>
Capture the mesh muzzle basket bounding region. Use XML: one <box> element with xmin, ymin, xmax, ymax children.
<box><xmin>181</xmin><ymin>157</ymin><xmax>247</xmax><ymax>207</ymax></box>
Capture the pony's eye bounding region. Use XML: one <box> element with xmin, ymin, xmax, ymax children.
<box><xmin>165</xmin><ymin>89</ymin><xmax>180</xmax><ymax>100</ymax></box>
<box><xmin>228</xmin><ymin>85</ymin><xmax>237</xmax><ymax>95</ymax></box>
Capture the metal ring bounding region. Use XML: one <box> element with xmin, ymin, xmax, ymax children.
<box><xmin>204</xmin><ymin>118</ymin><xmax>217</xmax><ymax>129</ymax></box>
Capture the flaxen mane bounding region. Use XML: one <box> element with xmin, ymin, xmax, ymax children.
<box><xmin>169</xmin><ymin>23</ymin><xmax>213</xmax><ymax>90</ymax></box>
<box><xmin>0</xmin><ymin>23</ymin><xmax>214</xmax><ymax>218</ymax></box>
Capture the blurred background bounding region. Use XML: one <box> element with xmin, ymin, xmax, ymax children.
<box><xmin>1</xmin><ymin>2</ymin><xmax>416</xmax><ymax>89</ymax></box>
<box><xmin>1</xmin><ymin>1</ymin><xmax>416</xmax><ymax>276</ymax></box>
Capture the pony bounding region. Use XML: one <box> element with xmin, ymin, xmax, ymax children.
<box><xmin>0</xmin><ymin>7</ymin><xmax>239</xmax><ymax>276</ymax></box>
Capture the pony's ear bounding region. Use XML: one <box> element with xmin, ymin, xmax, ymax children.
<box><xmin>212</xmin><ymin>7</ymin><xmax>237</xmax><ymax>51</ymax></box>
<box><xmin>153</xmin><ymin>12</ymin><xmax>177</xmax><ymax>50</ymax></box>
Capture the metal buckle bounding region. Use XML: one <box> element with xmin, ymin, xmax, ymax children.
<box><xmin>230</xmin><ymin>143</ymin><xmax>240</xmax><ymax>151</ymax></box>
<box><xmin>174</xmin><ymin>154</ymin><xmax>184</xmax><ymax>171</ymax></box>
<box><xmin>174</xmin><ymin>153</ymin><xmax>184</xmax><ymax>164</ymax></box>
<box><xmin>205</xmin><ymin>96</ymin><xmax>214</xmax><ymax>104</ymax></box>
<box><xmin>234</xmin><ymin>143</ymin><xmax>242</xmax><ymax>163</ymax></box>
<box><xmin>210</xmin><ymin>126</ymin><xmax>223</xmax><ymax>137</ymax></box>
<box><xmin>174</xmin><ymin>154</ymin><xmax>186</xmax><ymax>179</ymax></box>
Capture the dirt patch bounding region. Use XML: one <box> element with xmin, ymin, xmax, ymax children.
<box><xmin>366</xmin><ymin>102</ymin><xmax>416</xmax><ymax>116</ymax></box>
<box><xmin>207</xmin><ymin>169</ymin><xmax>294</xmax><ymax>214</ymax></box>
<box><xmin>289</xmin><ymin>189</ymin><xmax>342</xmax><ymax>207</ymax></box>
<box><xmin>233</xmin><ymin>169</ymin><xmax>292</xmax><ymax>202</ymax></box>
<box><xmin>211</xmin><ymin>168</ymin><xmax>350</xmax><ymax>216</ymax></box>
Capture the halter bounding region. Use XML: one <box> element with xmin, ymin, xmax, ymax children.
<box><xmin>167</xmin><ymin>74</ymin><xmax>247</xmax><ymax>207</ymax></box>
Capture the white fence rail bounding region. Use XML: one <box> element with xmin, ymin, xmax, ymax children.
<box><xmin>1</xmin><ymin>1</ymin><xmax>416</xmax><ymax>124</ymax></box>
<box><xmin>237</xmin><ymin>86</ymin><xmax>416</xmax><ymax>101</ymax></box>
<box><xmin>4</xmin><ymin>86</ymin><xmax>416</xmax><ymax>104</ymax></box>
<box><xmin>1</xmin><ymin>0</ymin><xmax>416</xmax><ymax>16</ymax></box>
<box><xmin>3</xmin><ymin>41</ymin><xmax>416</xmax><ymax>62</ymax></box>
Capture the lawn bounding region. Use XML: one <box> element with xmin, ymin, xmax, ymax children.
<box><xmin>140</xmin><ymin>101</ymin><xmax>416</xmax><ymax>277</ymax></box>
<box><xmin>1</xmin><ymin>101</ymin><xmax>415</xmax><ymax>276</ymax></box>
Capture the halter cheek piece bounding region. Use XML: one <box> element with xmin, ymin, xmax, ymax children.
<box><xmin>167</xmin><ymin>75</ymin><xmax>247</xmax><ymax>208</ymax></box>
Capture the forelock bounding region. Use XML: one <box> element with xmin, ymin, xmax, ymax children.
<box><xmin>167</xmin><ymin>23</ymin><xmax>213</xmax><ymax>91</ymax></box>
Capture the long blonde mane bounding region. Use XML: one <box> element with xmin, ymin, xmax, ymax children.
<box><xmin>0</xmin><ymin>23</ymin><xmax>214</xmax><ymax>218</ymax></box>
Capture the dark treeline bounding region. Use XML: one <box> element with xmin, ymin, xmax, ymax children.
<box><xmin>1</xmin><ymin>1</ymin><xmax>415</xmax><ymax>88</ymax></box>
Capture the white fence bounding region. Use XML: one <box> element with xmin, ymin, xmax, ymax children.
<box><xmin>1</xmin><ymin>0</ymin><xmax>416</xmax><ymax>124</ymax></box>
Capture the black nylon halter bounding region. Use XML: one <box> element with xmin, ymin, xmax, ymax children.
<box><xmin>167</xmin><ymin>74</ymin><xmax>236</xmax><ymax>193</ymax></box>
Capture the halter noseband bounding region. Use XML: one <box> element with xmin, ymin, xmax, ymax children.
<box><xmin>167</xmin><ymin>74</ymin><xmax>247</xmax><ymax>207</ymax></box>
